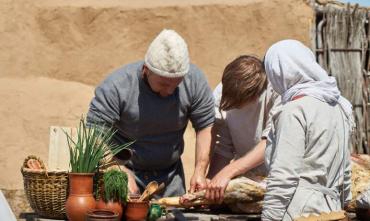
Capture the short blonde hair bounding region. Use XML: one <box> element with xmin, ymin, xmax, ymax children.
<box><xmin>220</xmin><ymin>55</ymin><xmax>267</xmax><ymax>111</ymax></box>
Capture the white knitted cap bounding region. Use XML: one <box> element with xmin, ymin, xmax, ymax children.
<box><xmin>144</xmin><ymin>29</ymin><xmax>190</xmax><ymax>78</ymax></box>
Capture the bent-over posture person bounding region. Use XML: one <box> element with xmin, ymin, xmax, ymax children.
<box><xmin>262</xmin><ymin>40</ymin><xmax>353</xmax><ymax>221</ymax></box>
<box><xmin>87</xmin><ymin>29</ymin><xmax>215</xmax><ymax>197</ymax></box>
<box><xmin>206</xmin><ymin>55</ymin><xmax>280</xmax><ymax>202</ymax></box>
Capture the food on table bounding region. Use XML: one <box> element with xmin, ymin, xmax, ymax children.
<box><xmin>156</xmin><ymin>177</ymin><xmax>265</xmax><ymax>213</ymax></box>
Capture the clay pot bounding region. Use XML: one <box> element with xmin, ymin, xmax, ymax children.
<box><xmin>86</xmin><ymin>209</ymin><xmax>119</xmax><ymax>221</ymax></box>
<box><xmin>128</xmin><ymin>193</ymin><xmax>141</xmax><ymax>200</ymax></box>
<box><xmin>96</xmin><ymin>199</ymin><xmax>123</xmax><ymax>220</ymax></box>
<box><xmin>125</xmin><ymin>200</ymin><xmax>149</xmax><ymax>221</ymax></box>
<box><xmin>65</xmin><ymin>173</ymin><xmax>96</xmax><ymax>221</ymax></box>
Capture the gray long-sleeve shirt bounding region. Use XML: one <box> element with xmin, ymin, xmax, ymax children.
<box><xmin>262</xmin><ymin>96</ymin><xmax>351</xmax><ymax>221</ymax></box>
<box><xmin>87</xmin><ymin>61</ymin><xmax>214</xmax><ymax>196</ymax></box>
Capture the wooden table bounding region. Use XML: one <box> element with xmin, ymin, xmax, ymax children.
<box><xmin>159</xmin><ymin>208</ymin><xmax>360</xmax><ymax>221</ymax></box>
<box><xmin>159</xmin><ymin>208</ymin><xmax>261</xmax><ymax>221</ymax></box>
<box><xmin>20</xmin><ymin>211</ymin><xmax>361</xmax><ymax>221</ymax></box>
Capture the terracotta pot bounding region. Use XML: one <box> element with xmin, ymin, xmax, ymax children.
<box><xmin>86</xmin><ymin>209</ymin><xmax>119</xmax><ymax>221</ymax></box>
<box><xmin>125</xmin><ymin>200</ymin><xmax>149</xmax><ymax>221</ymax></box>
<box><xmin>65</xmin><ymin>173</ymin><xmax>96</xmax><ymax>221</ymax></box>
<box><xmin>96</xmin><ymin>199</ymin><xmax>123</xmax><ymax>220</ymax></box>
<box><xmin>128</xmin><ymin>193</ymin><xmax>141</xmax><ymax>201</ymax></box>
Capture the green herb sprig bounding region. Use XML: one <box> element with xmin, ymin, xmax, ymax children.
<box><xmin>102</xmin><ymin>169</ymin><xmax>129</xmax><ymax>203</ymax></box>
<box><xmin>65</xmin><ymin>117</ymin><xmax>133</xmax><ymax>173</ymax></box>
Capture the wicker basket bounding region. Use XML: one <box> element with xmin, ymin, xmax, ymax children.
<box><xmin>21</xmin><ymin>167</ymin><xmax>68</xmax><ymax>219</ymax></box>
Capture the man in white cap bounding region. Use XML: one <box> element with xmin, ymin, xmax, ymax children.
<box><xmin>87</xmin><ymin>29</ymin><xmax>215</xmax><ymax>197</ymax></box>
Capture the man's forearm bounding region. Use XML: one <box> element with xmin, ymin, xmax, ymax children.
<box><xmin>194</xmin><ymin>125</ymin><xmax>213</xmax><ymax>175</ymax></box>
<box><xmin>221</xmin><ymin>139</ymin><xmax>266</xmax><ymax>179</ymax></box>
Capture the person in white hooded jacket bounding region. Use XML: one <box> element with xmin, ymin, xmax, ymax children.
<box><xmin>261</xmin><ymin>40</ymin><xmax>353</xmax><ymax>221</ymax></box>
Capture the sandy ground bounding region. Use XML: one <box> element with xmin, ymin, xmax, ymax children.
<box><xmin>0</xmin><ymin>0</ymin><xmax>313</xmax><ymax>195</ymax></box>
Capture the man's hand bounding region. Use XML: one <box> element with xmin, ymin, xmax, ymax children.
<box><xmin>190</xmin><ymin>126</ymin><xmax>213</xmax><ymax>193</ymax></box>
<box><xmin>189</xmin><ymin>172</ymin><xmax>207</xmax><ymax>193</ymax></box>
<box><xmin>205</xmin><ymin>169</ymin><xmax>231</xmax><ymax>203</ymax></box>
<box><xmin>112</xmin><ymin>162</ymin><xmax>140</xmax><ymax>195</ymax></box>
<box><xmin>112</xmin><ymin>157</ymin><xmax>140</xmax><ymax>194</ymax></box>
<box><xmin>205</xmin><ymin>139</ymin><xmax>267</xmax><ymax>202</ymax></box>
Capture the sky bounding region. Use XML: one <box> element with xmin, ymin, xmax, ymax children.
<box><xmin>338</xmin><ymin>0</ymin><xmax>370</xmax><ymax>6</ymax></box>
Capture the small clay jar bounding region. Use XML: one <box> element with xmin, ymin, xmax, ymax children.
<box><xmin>125</xmin><ymin>200</ymin><xmax>149</xmax><ymax>221</ymax></box>
<box><xmin>128</xmin><ymin>193</ymin><xmax>141</xmax><ymax>200</ymax></box>
<box><xmin>86</xmin><ymin>209</ymin><xmax>119</xmax><ymax>221</ymax></box>
<box><xmin>96</xmin><ymin>199</ymin><xmax>123</xmax><ymax>220</ymax></box>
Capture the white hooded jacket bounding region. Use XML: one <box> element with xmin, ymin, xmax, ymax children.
<box><xmin>261</xmin><ymin>40</ymin><xmax>353</xmax><ymax>221</ymax></box>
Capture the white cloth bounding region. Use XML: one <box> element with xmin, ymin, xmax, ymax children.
<box><xmin>262</xmin><ymin>40</ymin><xmax>353</xmax><ymax>221</ymax></box>
<box><xmin>264</xmin><ymin>39</ymin><xmax>353</xmax><ymax>128</ymax></box>
<box><xmin>144</xmin><ymin>29</ymin><xmax>189</xmax><ymax>78</ymax></box>
<box><xmin>0</xmin><ymin>191</ymin><xmax>16</xmax><ymax>221</ymax></box>
<box><xmin>213</xmin><ymin>83</ymin><xmax>280</xmax><ymax>176</ymax></box>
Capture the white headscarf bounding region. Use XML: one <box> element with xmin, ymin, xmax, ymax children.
<box><xmin>264</xmin><ymin>39</ymin><xmax>354</xmax><ymax>126</ymax></box>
